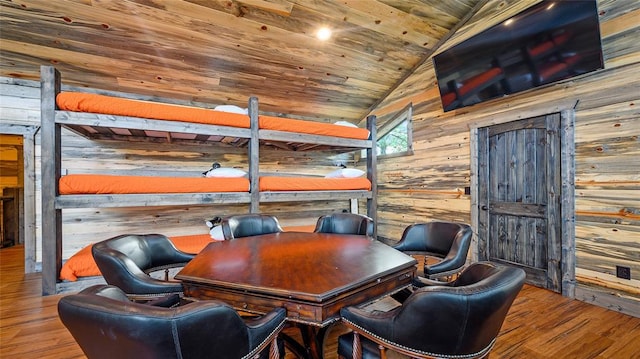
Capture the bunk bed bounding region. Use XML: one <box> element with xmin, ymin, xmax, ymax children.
<box><xmin>40</xmin><ymin>66</ymin><xmax>377</xmax><ymax>295</ymax></box>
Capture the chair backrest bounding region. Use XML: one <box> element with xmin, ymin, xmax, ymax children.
<box><xmin>394</xmin><ymin>222</ymin><xmax>469</xmax><ymax>255</ymax></box>
<box><xmin>221</xmin><ymin>214</ymin><xmax>284</xmax><ymax>240</ymax></box>
<box><xmin>92</xmin><ymin>234</ymin><xmax>194</xmax><ymax>295</ymax></box>
<box><xmin>340</xmin><ymin>262</ymin><xmax>525</xmax><ymax>358</ymax></box>
<box><xmin>393</xmin><ymin>221</ymin><xmax>473</xmax><ymax>277</ymax></box>
<box><xmin>58</xmin><ymin>285</ymin><xmax>286</xmax><ymax>359</ymax></box>
<box><xmin>313</xmin><ymin>213</ymin><xmax>374</xmax><ymax>236</ymax></box>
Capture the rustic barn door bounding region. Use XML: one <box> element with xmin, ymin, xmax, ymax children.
<box><xmin>477</xmin><ymin>114</ymin><xmax>562</xmax><ymax>292</ymax></box>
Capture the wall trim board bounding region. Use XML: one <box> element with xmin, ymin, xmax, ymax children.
<box><xmin>575</xmin><ymin>285</ymin><xmax>640</xmax><ymax>319</ymax></box>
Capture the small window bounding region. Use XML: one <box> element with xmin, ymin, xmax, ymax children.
<box><xmin>378</xmin><ymin>118</ymin><xmax>410</xmax><ymax>156</ymax></box>
<box><xmin>364</xmin><ymin>103</ymin><xmax>413</xmax><ymax>158</ymax></box>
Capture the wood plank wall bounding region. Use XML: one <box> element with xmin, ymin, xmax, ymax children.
<box><xmin>365</xmin><ymin>0</ymin><xmax>639</xmax><ymax>316</ymax></box>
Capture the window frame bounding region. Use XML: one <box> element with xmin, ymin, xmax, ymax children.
<box><xmin>375</xmin><ymin>102</ymin><xmax>414</xmax><ymax>159</ymax></box>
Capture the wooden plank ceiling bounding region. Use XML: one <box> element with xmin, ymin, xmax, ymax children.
<box><xmin>0</xmin><ymin>0</ymin><xmax>479</xmax><ymax>123</ymax></box>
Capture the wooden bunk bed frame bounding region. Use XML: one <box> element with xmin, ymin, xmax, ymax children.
<box><xmin>40</xmin><ymin>66</ymin><xmax>377</xmax><ymax>295</ymax></box>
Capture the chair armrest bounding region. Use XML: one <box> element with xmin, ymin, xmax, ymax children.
<box><xmin>244</xmin><ymin>307</ymin><xmax>287</xmax><ymax>358</ymax></box>
<box><xmin>340</xmin><ymin>305</ymin><xmax>399</xmax><ymax>341</ymax></box>
<box><xmin>412</xmin><ymin>276</ymin><xmax>454</xmax><ymax>288</ymax></box>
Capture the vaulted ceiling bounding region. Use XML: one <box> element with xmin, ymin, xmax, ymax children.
<box><xmin>1</xmin><ymin>0</ymin><xmax>481</xmax><ymax>122</ymax></box>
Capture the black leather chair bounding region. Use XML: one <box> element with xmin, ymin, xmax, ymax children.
<box><xmin>314</xmin><ymin>213</ymin><xmax>374</xmax><ymax>237</ymax></box>
<box><xmin>58</xmin><ymin>284</ymin><xmax>286</xmax><ymax>359</ymax></box>
<box><xmin>337</xmin><ymin>262</ymin><xmax>526</xmax><ymax>359</ymax></box>
<box><xmin>392</xmin><ymin>221</ymin><xmax>472</xmax><ymax>279</ymax></box>
<box><xmin>221</xmin><ymin>214</ymin><xmax>284</xmax><ymax>240</ymax></box>
<box><xmin>92</xmin><ymin>234</ymin><xmax>195</xmax><ymax>297</ymax></box>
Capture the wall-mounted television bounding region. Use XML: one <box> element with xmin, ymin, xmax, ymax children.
<box><xmin>433</xmin><ymin>0</ymin><xmax>604</xmax><ymax>112</ymax></box>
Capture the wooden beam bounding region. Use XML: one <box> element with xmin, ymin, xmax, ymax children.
<box><xmin>39</xmin><ymin>65</ymin><xmax>61</xmax><ymax>296</ymax></box>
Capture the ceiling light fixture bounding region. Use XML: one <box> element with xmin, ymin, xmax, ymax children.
<box><xmin>316</xmin><ymin>27</ymin><xmax>332</xmax><ymax>41</ymax></box>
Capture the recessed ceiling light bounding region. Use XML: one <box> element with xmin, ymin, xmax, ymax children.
<box><xmin>317</xmin><ymin>27</ymin><xmax>332</xmax><ymax>41</ymax></box>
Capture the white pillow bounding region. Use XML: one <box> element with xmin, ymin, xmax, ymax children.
<box><xmin>334</xmin><ymin>121</ymin><xmax>358</xmax><ymax>128</ymax></box>
<box><xmin>209</xmin><ymin>226</ymin><xmax>224</xmax><ymax>241</ymax></box>
<box><xmin>214</xmin><ymin>105</ymin><xmax>248</xmax><ymax>115</ymax></box>
<box><xmin>325</xmin><ymin>168</ymin><xmax>365</xmax><ymax>178</ymax></box>
<box><xmin>204</xmin><ymin>168</ymin><xmax>247</xmax><ymax>178</ymax></box>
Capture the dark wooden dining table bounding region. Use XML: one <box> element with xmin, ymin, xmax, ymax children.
<box><xmin>175</xmin><ymin>231</ymin><xmax>417</xmax><ymax>359</ymax></box>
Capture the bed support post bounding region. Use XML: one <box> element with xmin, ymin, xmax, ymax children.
<box><xmin>248</xmin><ymin>96</ymin><xmax>260</xmax><ymax>213</ymax></box>
<box><xmin>40</xmin><ymin>65</ymin><xmax>62</xmax><ymax>295</ymax></box>
<box><xmin>366</xmin><ymin>115</ymin><xmax>377</xmax><ymax>238</ymax></box>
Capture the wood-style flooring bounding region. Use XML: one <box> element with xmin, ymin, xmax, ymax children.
<box><xmin>1</xmin><ymin>245</ymin><xmax>639</xmax><ymax>358</ymax></box>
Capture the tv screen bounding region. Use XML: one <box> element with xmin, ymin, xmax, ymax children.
<box><xmin>434</xmin><ymin>1</ymin><xmax>603</xmax><ymax>112</ymax></box>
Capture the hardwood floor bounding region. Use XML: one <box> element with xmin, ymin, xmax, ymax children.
<box><xmin>1</xmin><ymin>245</ymin><xmax>639</xmax><ymax>358</ymax></box>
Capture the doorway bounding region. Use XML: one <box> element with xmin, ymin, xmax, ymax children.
<box><xmin>1</xmin><ymin>134</ymin><xmax>23</xmax><ymax>248</ymax></box>
<box><xmin>471</xmin><ymin>110</ymin><xmax>575</xmax><ymax>296</ymax></box>
<box><xmin>0</xmin><ymin>125</ymin><xmax>38</xmax><ymax>273</ymax></box>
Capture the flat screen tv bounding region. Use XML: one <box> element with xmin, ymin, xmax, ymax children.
<box><xmin>434</xmin><ymin>0</ymin><xmax>604</xmax><ymax>112</ymax></box>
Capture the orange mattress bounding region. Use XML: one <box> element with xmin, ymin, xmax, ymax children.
<box><xmin>60</xmin><ymin>226</ymin><xmax>317</xmax><ymax>281</ymax></box>
<box><xmin>57</xmin><ymin>92</ymin><xmax>370</xmax><ymax>140</ymax></box>
<box><xmin>259</xmin><ymin>176</ymin><xmax>371</xmax><ymax>191</ymax></box>
<box><xmin>58</xmin><ymin>175</ymin><xmax>370</xmax><ymax>194</ymax></box>
<box><xmin>59</xmin><ymin>234</ymin><xmax>213</xmax><ymax>281</ymax></box>
<box><xmin>59</xmin><ymin>174</ymin><xmax>250</xmax><ymax>194</ymax></box>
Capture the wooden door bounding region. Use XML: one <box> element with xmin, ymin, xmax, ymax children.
<box><xmin>477</xmin><ymin>114</ymin><xmax>562</xmax><ymax>292</ymax></box>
